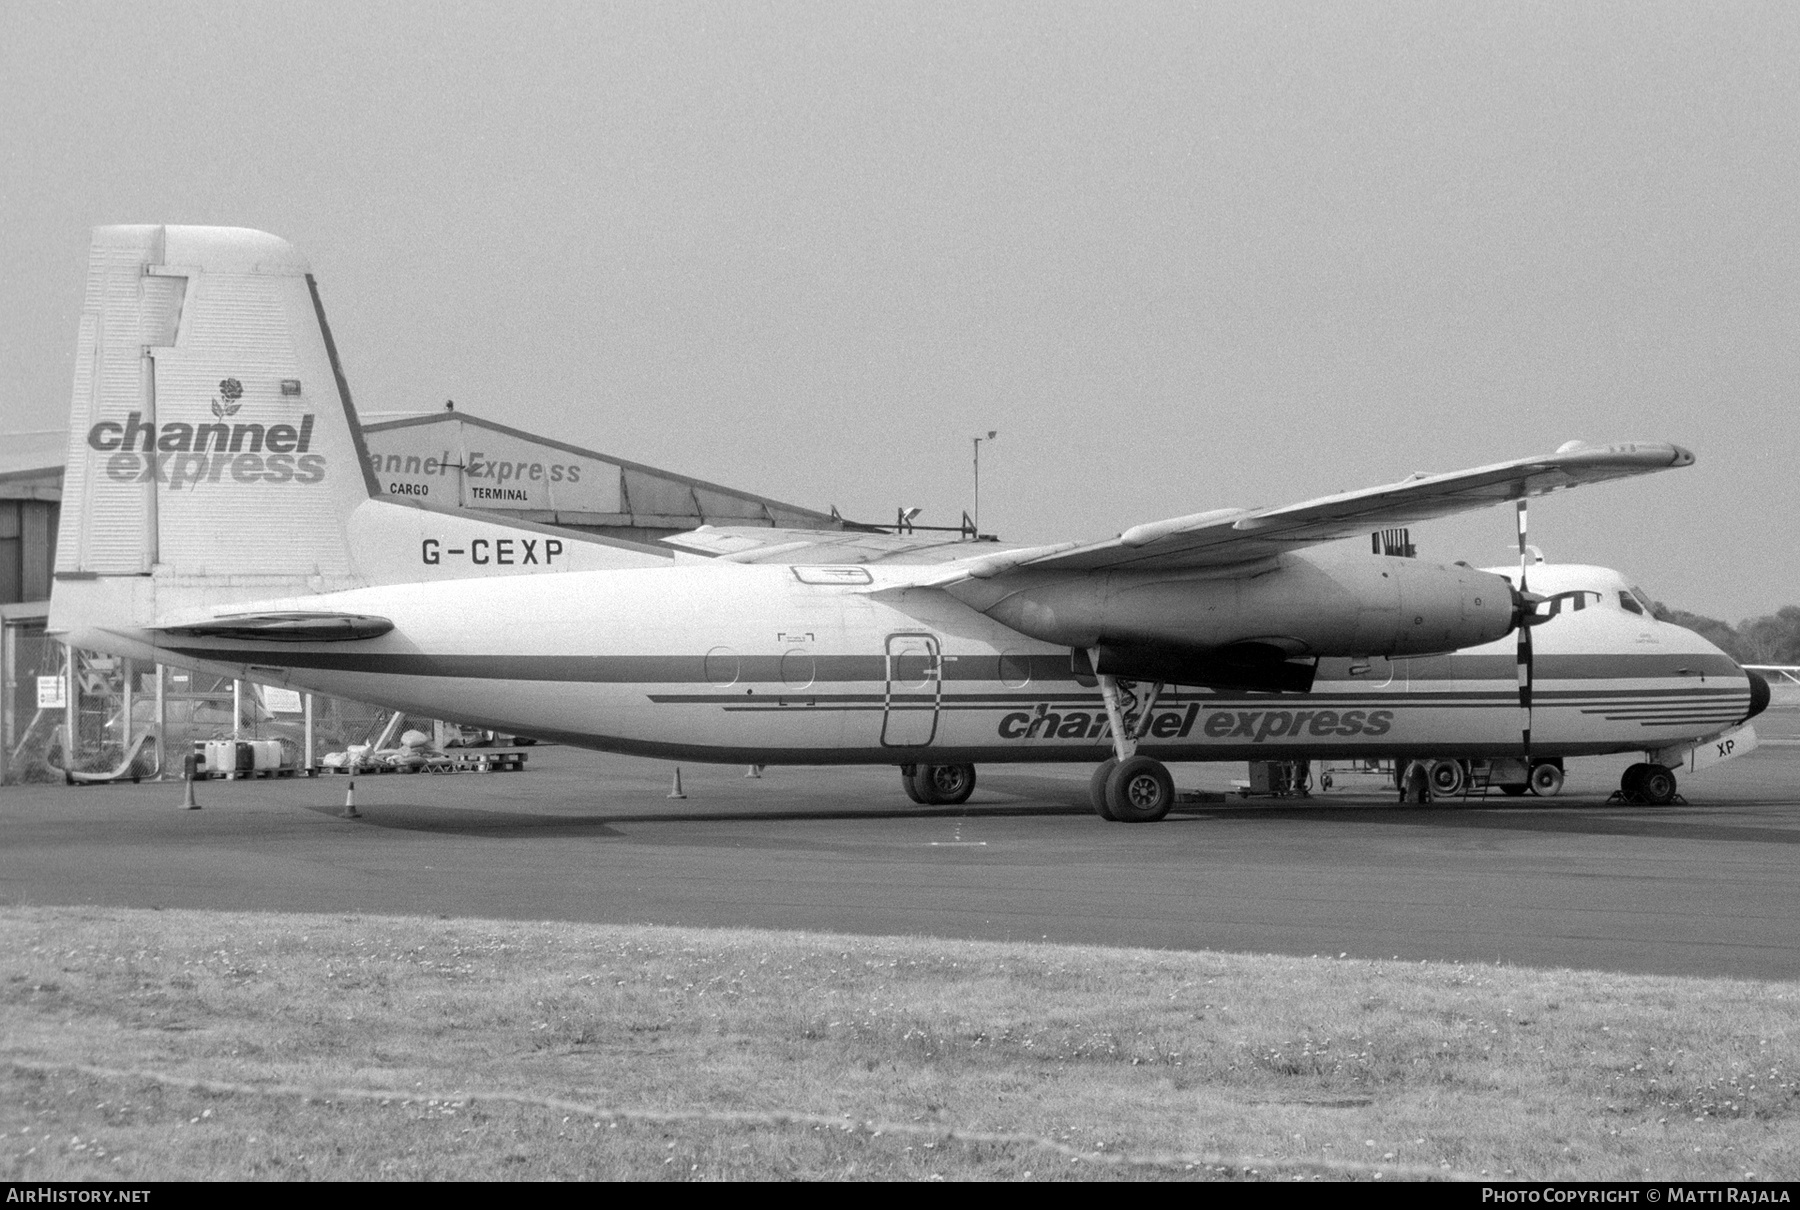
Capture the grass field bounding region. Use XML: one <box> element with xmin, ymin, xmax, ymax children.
<box><xmin>2</xmin><ymin>906</ymin><xmax>1797</xmax><ymax>1181</ymax></box>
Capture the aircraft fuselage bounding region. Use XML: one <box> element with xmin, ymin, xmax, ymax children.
<box><xmin>66</xmin><ymin>560</ymin><xmax>1756</xmax><ymax>766</ymax></box>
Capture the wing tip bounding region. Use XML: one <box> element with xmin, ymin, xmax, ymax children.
<box><xmin>1553</xmin><ymin>440</ymin><xmax>1695</xmax><ymax>469</ymax></box>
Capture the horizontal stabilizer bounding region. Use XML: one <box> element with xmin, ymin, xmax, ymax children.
<box><xmin>156</xmin><ymin>612</ymin><xmax>395</xmax><ymax>642</ymax></box>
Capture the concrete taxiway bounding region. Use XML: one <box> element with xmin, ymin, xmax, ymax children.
<box><xmin>4</xmin><ymin>717</ymin><xmax>1799</xmax><ymax>981</ymax></box>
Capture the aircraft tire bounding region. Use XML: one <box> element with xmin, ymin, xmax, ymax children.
<box><xmin>1620</xmin><ymin>763</ymin><xmax>1651</xmax><ymax>799</ymax></box>
<box><xmin>1528</xmin><ymin>762</ymin><xmax>1564</xmax><ymax>797</ymax></box>
<box><xmin>1638</xmin><ymin>765</ymin><xmax>1678</xmax><ymax>806</ymax></box>
<box><xmin>911</xmin><ymin>763</ymin><xmax>976</xmax><ymax>806</ymax></box>
<box><xmin>1089</xmin><ymin>758</ymin><xmax>1119</xmax><ymax>820</ymax></box>
<box><xmin>1105</xmin><ymin>756</ymin><xmax>1174</xmax><ymax>824</ymax></box>
<box><xmin>899</xmin><ymin>764</ymin><xmax>926</xmax><ymax>804</ymax></box>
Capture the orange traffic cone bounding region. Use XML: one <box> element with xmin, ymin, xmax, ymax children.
<box><xmin>744</xmin><ymin>764</ymin><xmax>764</xmax><ymax>779</ymax></box>
<box><xmin>668</xmin><ymin>767</ymin><xmax>687</xmax><ymax>799</ymax></box>
<box><xmin>343</xmin><ymin>769</ymin><xmax>362</xmax><ymax>818</ymax></box>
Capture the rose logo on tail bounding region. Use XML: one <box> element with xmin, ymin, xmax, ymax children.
<box><xmin>211</xmin><ymin>378</ymin><xmax>243</xmax><ymax>420</ymax></box>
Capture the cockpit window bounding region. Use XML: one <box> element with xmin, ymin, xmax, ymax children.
<box><xmin>1619</xmin><ymin>591</ymin><xmax>1644</xmax><ymax>616</ymax></box>
<box><xmin>1630</xmin><ymin>586</ymin><xmax>1656</xmax><ymax>613</ymax></box>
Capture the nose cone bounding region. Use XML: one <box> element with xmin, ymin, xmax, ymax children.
<box><xmin>1744</xmin><ymin>669</ymin><xmax>1772</xmax><ymax>721</ymax></box>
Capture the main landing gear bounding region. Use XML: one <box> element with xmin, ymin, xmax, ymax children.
<box><xmin>1086</xmin><ymin>661</ymin><xmax>1176</xmax><ymax>824</ymax></box>
<box><xmin>899</xmin><ymin>660</ymin><xmax>1181</xmax><ymax>823</ymax></box>
<box><xmin>899</xmin><ymin>763</ymin><xmax>977</xmax><ymax>806</ymax></box>
<box><xmin>1089</xmin><ymin>755</ymin><xmax>1177</xmax><ymax>823</ymax></box>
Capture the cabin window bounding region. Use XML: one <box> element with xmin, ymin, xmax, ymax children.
<box><xmin>704</xmin><ymin>646</ymin><xmax>739</xmax><ymax>687</ymax></box>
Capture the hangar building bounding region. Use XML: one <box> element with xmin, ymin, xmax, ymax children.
<box><xmin>361</xmin><ymin>408</ymin><xmax>859</xmax><ymax>543</ymax></box>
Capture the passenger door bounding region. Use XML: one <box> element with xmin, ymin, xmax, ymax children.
<box><xmin>881</xmin><ymin>633</ymin><xmax>941</xmax><ymax>747</ymax></box>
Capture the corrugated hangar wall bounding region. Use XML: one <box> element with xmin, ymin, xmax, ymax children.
<box><xmin>360</xmin><ymin>410</ymin><xmax>858</xmax><ymax>544</ymax></box>
<box><xmin>0</xmin><ymin>498</ymin><xmax>58</xmax><ymax>607</ymax></box>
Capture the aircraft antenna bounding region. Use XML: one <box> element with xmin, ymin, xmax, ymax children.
<box><xmin>972</xmin><ymin>431</ymin><xmax>997</xmax><ymax>537</ymax></box>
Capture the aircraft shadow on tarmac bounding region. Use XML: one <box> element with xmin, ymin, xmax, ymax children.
<box><xmin>984</xmin><ymin>775</ymin><xmax>1800</xmax><ymax>845</ymax></box>
<box><xmin>300</xmin><ymin>773</ymin><xmax>1799</xmax><ymax>847</ymax></box>
<box><xmin>1167</xmin><ymin>798</ymin><xmax>1800</xmax><ymax>846</ymax></box>
<box><xmin>300</xmin><ymin>796</ymin><xmax>1093</xmax><ymax>838</ymax></box>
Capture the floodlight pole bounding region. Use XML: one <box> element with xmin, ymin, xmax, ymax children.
<box><xmin>971</xmin><ymin>430</ymin><xmax>997</xmax><ymax>537</ymax></box>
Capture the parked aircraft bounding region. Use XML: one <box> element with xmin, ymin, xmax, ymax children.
<box><xmin>48</xmin><ymin>226</ymin><xmax>1759</xmax><ymax>822</ymax></box>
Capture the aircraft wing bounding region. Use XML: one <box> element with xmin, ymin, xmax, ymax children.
<box><xmin>991</xmin><ymin>440</ymin><xmax>1693</xmax><ymax>575</ymax></box>
<box><xmin>662</xmin><ymin>441</ymin><xmax>1692</xmax><ymax>580</ymax></box>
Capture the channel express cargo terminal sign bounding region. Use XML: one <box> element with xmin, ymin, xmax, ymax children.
<box><xmin>363</xmin><ymin>415</ymin><xmax>618</xmax><ymax>514</ymax></box>
<box><xmin>359</xmin><ymin>411</ymin><xmax>844</xmax><ymax>536</ymax></box>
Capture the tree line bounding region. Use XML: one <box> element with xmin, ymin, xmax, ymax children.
<box><xmin>1654</xmin><ymin>603</ymin><xmax>1800</xmax><ymax>666</ymax></box>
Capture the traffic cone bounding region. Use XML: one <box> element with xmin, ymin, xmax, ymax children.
<box><xmin>180</xmin><ymin>756</ymin><xmax>201</xmax><ymax>811</ymax></box>
<box><xmin>342</xmin><ymin>773</ymin><xmax>361</xmax><ymax>818</ymax></box>
<box><xmin>744</xmin><ymin>764</ymin><xmax>763</xmax><ymax>779</ymax></box>
<box><xmin>668</xmin><ymin>767</ymin><xmax>687</xmax><ymax>799</ymax></box>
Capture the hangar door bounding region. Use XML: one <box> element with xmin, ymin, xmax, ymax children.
<box><xmin>881</xmin><ymin>633</ymin><xmax>941</xmax><ymax>747</ymax></box>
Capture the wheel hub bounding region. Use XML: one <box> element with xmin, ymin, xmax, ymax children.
<box><xmin>1127</xmin><ymin>776</ymin><xmax>1162</xmax><ymax>808</ymax></box>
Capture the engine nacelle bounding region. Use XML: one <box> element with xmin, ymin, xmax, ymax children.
<box><xmin>946</xmin><ymin>551</ymin><xmax>1516</xmax><ymax>658</ymax></box>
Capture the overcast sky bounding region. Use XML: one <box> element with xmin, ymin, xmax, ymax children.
<box><xmin>2</xmin><ymin>1</ymin><xmax>1794</xmax><ymax>620</ymax></box>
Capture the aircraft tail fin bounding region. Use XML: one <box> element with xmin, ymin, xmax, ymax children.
<box><xmin>55</xmin><ymin>225</ymin><xmax>378</xmax><ymax>590</ymax></box>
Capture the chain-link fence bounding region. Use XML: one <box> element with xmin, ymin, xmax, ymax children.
<box><xmin>3</xmin><ymin>620</ymin><xmax>66</xmax><ymax>783</ymax></box>
<box><xmin>2</xmin><ymin>624</ymin><xmax>439</xmax><ymax>784</ymax></box>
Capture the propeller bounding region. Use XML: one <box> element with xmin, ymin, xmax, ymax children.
<box><xmin>1513</xmin><ymin>499</ymin><xmax>1546</xmax><ymax>766</ymax></box>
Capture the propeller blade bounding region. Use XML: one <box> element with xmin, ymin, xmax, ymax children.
<box><xmin>1517</xmin><ymin>613</ymin><xmax>1533</xmax><ymax>764</ymax></box>
<box><xmin>1515</xmin><ymin>499</ymin><xmax>1532</xmax><ymax>764</ymax></box>
<box><xmin>1516</xmin><ymin>499</ymin><xmax>1530</xmax><ymax>596</ymax></box>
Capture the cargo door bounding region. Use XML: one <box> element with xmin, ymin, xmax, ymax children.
<box><xmin>881</xmin><ymin>633</ymin><xmax>941</xmax><ymax>747</ymax></box>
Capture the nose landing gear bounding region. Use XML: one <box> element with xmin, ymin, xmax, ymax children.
<box><xmin>1617</xmin><ymin>762</ymin><xmax>1679</xmax><ymax>806</ymax></box>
